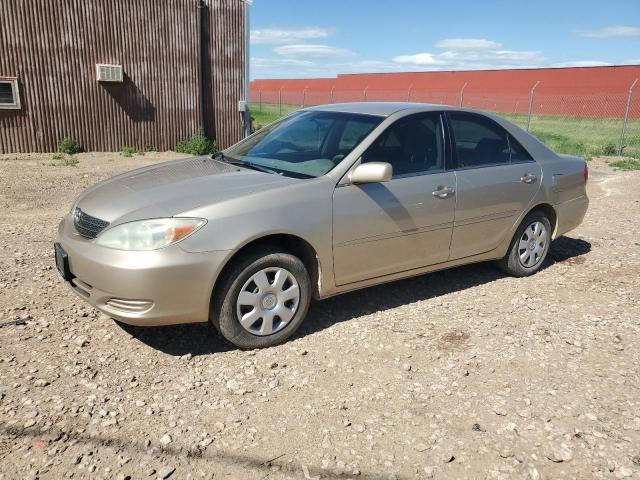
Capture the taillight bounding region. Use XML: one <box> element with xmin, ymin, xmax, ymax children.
<box><xmin>583</xmin><ymin>163</ymin><xmax>589</xmax><ymax>183</ymax></box>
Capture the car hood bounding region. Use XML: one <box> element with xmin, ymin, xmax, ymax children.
<box><xmin>74</xmin><ymin>157</ymin><xmax>300</xmax><ymax>224</ymax></box>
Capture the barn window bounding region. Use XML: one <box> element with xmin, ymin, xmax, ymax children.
<box><xmin>0</xmin><ymin>79</ymin><xmax>21</xmax><ymax>109</ymax></box>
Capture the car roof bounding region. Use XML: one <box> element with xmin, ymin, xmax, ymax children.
<box><xmin>305</xmin><ymin>102</ymin><xmax>446</xmax><ymax>117</ymax></box>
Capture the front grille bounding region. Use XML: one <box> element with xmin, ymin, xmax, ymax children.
<box><xmin>73</xmin><ymin>208</ymin><xmax>109</xmax><ymax>239</ymax></box>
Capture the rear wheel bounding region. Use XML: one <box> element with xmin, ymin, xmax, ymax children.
<box><xmin>211</xmin><ymin>247</ymin><xmax>311</xmax><ymax>349</ymax></box>
<box><xmin>497</xmin><ymin>211</ymin><xmax>551</xmax><ymax>277</ymax></box>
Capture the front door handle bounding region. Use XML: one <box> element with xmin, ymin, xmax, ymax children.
<box><xmin>432</xmin><ymin>186</ymin><xmax>455</xmax><ymax>199</ymax></box>
<box><xmin>521</xmin><ymin>173</ymin><xmax>538</xmax><ymax>184</ymax></box>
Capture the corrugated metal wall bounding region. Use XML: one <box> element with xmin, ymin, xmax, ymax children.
<box><xmin>0</xmin><ymin>0</ymin><xmax>245</xmax><ymax>153</ymax></box>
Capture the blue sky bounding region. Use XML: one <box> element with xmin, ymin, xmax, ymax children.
<box><xmin>249</xmin><ymin>0</ymin><xmax>640</xmax><ymax>79</ymax></box>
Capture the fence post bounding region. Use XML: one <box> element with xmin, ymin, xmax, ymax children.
<box><xmin>330</xmin><ymin>86</ymin><xmax>335</xmax><ymax>103</ymax></box>
<box><xmin>363</xmin><ymin>86</ymin><xmax>368</xmax><ymax>101</ymax></box>
<box><xmin>459</xmin><ymin>82</ymin><xmax>468</xmax><ymax>107</ymax></box>
<box><xmin>619</xmin><ymin>78</ymin><xmax>638</xmax><ymax>155</ymax></box>
<box><xmin>278</xmin><ymin>87</ymin><xmax>282</xmax><ymax>116</ymax></box>
<box><xmin>527</xmin><ymin>81</ymin><xmax>541</xmax><ymax>132</ymax></box>
<box><xmin>259</xmin><ymin>91</ymin><xmax>262</xmax><ymax>113</ymax></box>
<box><xmin>406</xmin><ymin>84</ymin><xmax>413</xmax><ymax>102</ymax></box>
<box><xmin>301</xmin><ymin>88</ymin><xmax>307</xmax><ymax>108</ymax></box>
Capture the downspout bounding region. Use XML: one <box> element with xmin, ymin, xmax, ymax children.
<box><xmin>196</xmin><ymin>0</ymin><xmax>205</xmax><ymax>134</ymax></box>
<box><xmin>243</xmin><ymin>0</ymin><xmax>252</xmax><ymax>137</ymax></box>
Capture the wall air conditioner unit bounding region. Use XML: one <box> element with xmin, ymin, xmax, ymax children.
<box><xmin>95</xmin><ymin>64</ymin><xmax>123</xmax><ymax>82</ymax></box>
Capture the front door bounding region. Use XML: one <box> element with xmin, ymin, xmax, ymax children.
<box><xmin>332</xmin><ymin>112</ymin><xmax>456</xmax><ymax>285</ymax></box>
<box><xmin>446</xmin><ymin>112</ymin><xmax>542</xmax><ymax>259</ymax></box>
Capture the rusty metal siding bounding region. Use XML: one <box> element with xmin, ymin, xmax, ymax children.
<box><xmin>207</xmin><ymin>0</ymin><xmax>246</xmax><ymax>147</ymax></box>
<box><xmin>0</xmin><ymin>0</ymin><xmax>245</xmax><ymax>153</ymax></box>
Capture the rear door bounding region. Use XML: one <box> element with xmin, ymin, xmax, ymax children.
<box><xmin>332</xmin><ymin>112</ymin><xmax>456</xmax><ymax>285</ymax></box>
<box><xmin>446</xmin><ymin>112</ymin><xmax>542</xmax><ymax>259</ymax></box>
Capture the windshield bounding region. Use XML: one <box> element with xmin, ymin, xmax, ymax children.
<box><xmin>224</xmin><ymin>111</ymin><xmax>383</xmax><ymax>178</ymax></box>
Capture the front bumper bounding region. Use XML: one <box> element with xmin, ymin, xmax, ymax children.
<box><xmin>56</xmin><ymin>215</ymin><xmax>230</xmax><ymax>326</ymax></box>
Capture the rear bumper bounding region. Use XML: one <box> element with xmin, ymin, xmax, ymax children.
<box><xmin>56</xmin><ymin>215</ymin><xmax>229</xmax><ymax>326</ymax></box>
<box><xmin>554</xmin><ymin>194</ymin><xmax>589</xmax><ymax>238</ymax></box>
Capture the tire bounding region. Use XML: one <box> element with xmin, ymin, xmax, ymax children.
<box><xmin>497</xmin><ymin>211</ymin><xmax>552</xmax><ymax>277</ymax></box>
<box><xmin>211</xmin><ymin>246</ymin><xmax>311</xmax><ymax>349</ymax></box>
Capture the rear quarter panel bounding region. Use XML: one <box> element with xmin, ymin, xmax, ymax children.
<box><xmin>488</xmin><ymin>113</ymin><xmax>589</xmax><ymax>238</ymax></box>
<box><xmin>544</xmin><ymin>154</ymin><xmax>589</xmax><ymax>237</ymax></box>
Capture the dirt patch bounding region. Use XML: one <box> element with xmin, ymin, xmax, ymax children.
<box><xmin>438</xmin><ymin>330</ymin><xmax>471</xmax><ymax>350</ymax></box>
<box><xmin>0</xmin><ymin>154</ymin><xmax>639</xmax><ymax>479</ymax></box>
<box><xmin>564</xmin><ymin>256</ymin><xmax>587</xmax><ymax>265</ymax></box>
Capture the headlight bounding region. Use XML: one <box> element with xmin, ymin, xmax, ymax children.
<box><xmin>95</xmin><ymin>218</ymin><xmax>206</xmax><ymax>251</ymax></box>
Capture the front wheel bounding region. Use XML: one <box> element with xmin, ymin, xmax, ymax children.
<box><xmin>211</xmin><ymin>247</ymin><xmax>311</xmax><ymax>349</ymax></box>
<box><xmin>497</xmin><ymin>212</ymin><xmax>552</xmax><ymax>277</ymax></box>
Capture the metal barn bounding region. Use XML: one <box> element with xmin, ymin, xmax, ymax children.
<box><xmin>0</xmin><ymin>0</ymin><xmax>247</xmax><ymax>153</ymax></box>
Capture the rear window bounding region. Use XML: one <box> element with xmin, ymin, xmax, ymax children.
<box><xmin>508</xmin><ymin>134</ymin><xmax>534</xmax><ymax>162</ymax></box>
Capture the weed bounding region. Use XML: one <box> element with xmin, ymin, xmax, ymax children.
<box><xmin>121</xmin><ymin>145</ymin><xmax>136</xmax><ymax>157</ymax></box>
<box><xmin>52</xmin><ymin>153</ymin><xmax>64</xmax><ymax>160</ymax></box>
<box><xmin>601</xmin><ymin>143</ymin><xmax>617</xmax><ymax>156</ymax></box>
<box><xmin>64</xmin><ymin>156</ymin><xmax>79</xmax><ymax>167</ymax></box>
<box><xmin>175</xmin><ymin>130</ymin><xmax>217</xmax><ymax>155</ymax></box>
<box><xmin>58</xmin><ymin>136</ymin><xmax>82</xmax><ymax>155</ymax></box>
<box><xmin>609</xmin><ymin>158</ymin><xmax>640</xmax><ymax>171</ymax></box>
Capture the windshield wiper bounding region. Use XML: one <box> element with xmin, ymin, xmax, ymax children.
<box><xmin>212</xmin><ymin>152</ymin><xmax>279</xmax><ymax>175</ymax></box>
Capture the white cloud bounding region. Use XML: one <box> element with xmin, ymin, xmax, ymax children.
<box><xmin>250</xmin><ymin>27</ymin><xmax>331</xmax><ymax>44</ymax></box>
<box><xmin>437</xmin><ymin>49</ymin><xmax>543</xmax><ymax>63</ymax></box>
<box><xmin>251</xmin><ymin>57</ymin><xmax>317</xmax><ymax>69</ymax></box>
<box><xmin>551</xmin><ymin>60</ymin><xmax>612</xmax><ymax>67</ymax></box>
<box><xmin>273</xmin><ymin>44</ymin><xmax>356</xmax><ymax>58</ymax></box>
<box><xmin>251</xmin><ymin>57</ymin><xmax>412</xmax><ymax>79</ymax></box>
<box><xmin>435</xmin><ymin>38</ymin><xmax>502</xmax><ymax>50</ymax></box>
<box><xmin>580</xmin><ymin>26</ymin><xmax>640</xmax><ymax>38</ymax></box>
<box><xmin>392</xmin><ymin>38</ymin><xmax>544</xmax><ymax>69</ymax></box>
<box><xmin>391</xmin><ymin>53</ymin><xmax>442</xmax><ymax>65</ymax></box>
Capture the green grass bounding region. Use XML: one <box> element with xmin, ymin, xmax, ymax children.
<box><xmin>121</xmin><ymin>145</ymin><xmax>136</xmax><ymax>157</ymax></box>
<box><xmin>609</xmin><ymin>158</ymin><xmax>640</xmax><ymax>170</ymax></box>
<box><xmin>501</xmin><ymin>113</ymin><xmax>638</xmax><ymax>158</ymax></box>
<box><xmin>175</xmin><ymin>129</ymin><xmax>218</xmax><ymax>155</ymax></box>
<box><xmin>64</xmin><ymin>156</ymin><xmax>79</xmax><ymax>167</ymax></box>
<box><xmin>58</xmin><ymin>136</ymin><xmax>82</xmax><ymax>155</ymax></box>
<box><xmin>251</xmin><ymin>102</ymin><xmax>640</xmax><ymax>159</ymax></box>
<box><xmin>51</xmin><ymin>151</ymin><xmax>78</xmax><ymax>166</ymax></box>
<box><xmin>251</xmin><ymin>103</ymin><xmax>300</xmax><ymax>131</ymax></box>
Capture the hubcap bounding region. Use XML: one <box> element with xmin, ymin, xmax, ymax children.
<box><xmin>518</xmin><ymin>221</ymin><xmax>548</xmax><ymax>268</ymax></box>
<box><xmin>236</xmin><ymin>267</ymin><xmax>300</xmax><ymax>336</ymax></box>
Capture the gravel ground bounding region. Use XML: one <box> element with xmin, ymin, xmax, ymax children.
<box><xmin>0</xmin><ymin>152</ymin><xmax>638</xmax><ymax>480</ymax></box>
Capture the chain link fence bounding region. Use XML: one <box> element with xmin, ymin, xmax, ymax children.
<box><xmin>250</xmin><ymin>80</ymin><xmax>640</xmax><ymax>159</ymax></box>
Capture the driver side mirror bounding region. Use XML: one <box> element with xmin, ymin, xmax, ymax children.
<box><xmin>349</xmin><ymin>162</ymin><xmax>393</xmax><ymax>184</ymax></box>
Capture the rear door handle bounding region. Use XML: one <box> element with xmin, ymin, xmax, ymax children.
<box><xmin>521</xmin><ymin>173</ymin><xmax>537</xmax><ymax>184</ymax></box>
<box><xmin>432</xmin><ymin>186</ymin><xmax>455</xmax><ymax>198</ymax></box>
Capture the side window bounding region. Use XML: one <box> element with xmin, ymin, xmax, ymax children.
<box><xmin>449</xmin><ymin>113</ymin><xmax>510</xmax><ymax>168</ymax></box>
<box><xmin>508</xmin><ymin>134</ymin><xmax>534</xmax><ymax>163</ymax></box>
<box><xmin>362</xmin><ymin>113</ymin><xmax>445</xmax><ymax>178</ymax></box>
<box><xmin>0</xmin><ymin>78</ymin><xmax>21</xmax><ymax>109</ymax></box>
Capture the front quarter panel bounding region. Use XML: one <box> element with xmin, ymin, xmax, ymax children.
<box><xmin>177</xmin><ymin>175</ymin><xmax>335</xmax><ymax>288</ymax></box>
